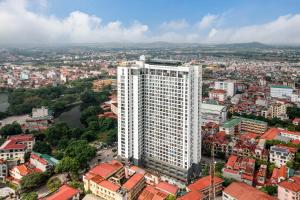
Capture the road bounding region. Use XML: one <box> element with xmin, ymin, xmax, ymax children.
<box><xmin>89</xmin><ymin>147</ymin><xmax>117</xmax><ymax>168</ymax></box>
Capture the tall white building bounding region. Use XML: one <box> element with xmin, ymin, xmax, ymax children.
<box><xmin>214</xmin><ymin>80</ymin><xmax>235</xmax><ymax>97</ymax></box>
<box><xmin>117</xmin><ymin>57</ymin><xmax>202</xmax><ymax>182</ymax></box>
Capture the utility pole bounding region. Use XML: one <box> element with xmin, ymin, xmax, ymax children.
<box><xmin>208</xmin><ymin>123</ymin><xmax>216</xmax><ymax>200</ymax></box>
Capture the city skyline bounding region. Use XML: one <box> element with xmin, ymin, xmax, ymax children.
<box><xmin>1</xmin><ymin>0</ymin><xmax>300</xmax><ymax>45</ymax></box>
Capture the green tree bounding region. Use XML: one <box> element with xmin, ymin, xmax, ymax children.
<box><xmin>260</xmin><ymin>185</ymin><xmax>277</xmax><ymax>195</ymax></box>
<box><xmin>21</xmin><ymin>172</ymin><xmax>48</xmax><ymax>191</ymax></box>
<box><xmin>0</xmin><ymin>122</ymin><xmax>22</xmax><ymax>136</ymax></box>
<box><xmin>47</xmin><ymin>177</ymin><xmax>61</xmax><ymax>192</ymax></box>
<box><xmin>55</xmin><ymin>156</ymin><xmax>79</xmax><ymax>174</ymax></box>
<box><xmin>64</xmin><ymin>140</ymin><xmax>96</xmax><ymax>168</ymax></box>
<box><xmin>33</xmin><ymin>141</ymin><xmax>52</xmax><ymax>155</ymax></box>
<box><xmin>21</xmin><ymin>192</ymin><xmax>38</xmax><ymax>200</ymax></box>
<box><xmin>166</xmin><ymin>195</ymin><xmax>176</xmax><ymax>200</ymax></box>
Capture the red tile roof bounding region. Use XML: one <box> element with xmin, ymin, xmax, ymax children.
<box><xmin>187</xmin><ymin>175</ymin><xmax>223</xmax><ymax>192</ymax></box>
<box><xmin>210</xmin><ymin>89</ymin><xmax>226</xmax><ymax>94</ymax></box>
<box><xmin>226</xmin><ymin>155</ymin><xmax>238</xmax><ymax>168</ymax></box>
<box><xmin>88</xmin><ymin>160</ymin><xmax>123</xmax><ymax>179</ymax></box>
<box><xmin>7</xmin><ymin>134</ymin><xmax>34</xmax><ymax>141</ymax></box>
<box><xmin>271</xmin><ymin>165</ymin><xmax>288</xmax><ymax>182</ymax></box>
<box><xmin>156</xmin><ymin>182</ymin><xmax>179</xmax><ymax>196</ymax></box>
<box><xmin>123</xmin><ymin>173</ymin><xmax>144</xmax><ymax>191</ymax></box>
<box><xmin>98</xmin><ymin>180</ymin><xmax>120</xmax><ymax>192</ymax></box>
<box><xmin>30</xmin><ymin>153</ymin><xmax>48</xmax><ymax>165</ymax></box>
<box><xmin>138</xmin><ymin>185</ymin><xmax>169</xmax><ymax>200</ymax></box>
<box><xmin>0</xmin><ymin>134</ymin><xmax>34</xmax><ymax>150</ymax></box>
<box><xmin>261</xmin><ymin>128</ymin><xmax>300</xmax><ymax>140</ymax></box>
<box><xmin>278</xmin><ymin>176</ymin><xmax>300</xmax><ymax>192</ymax></box>
<box><xmin>224</xmin><ymin>182</ymin><xmax>275</xmax><ymax>200</ymax></box>
<box><xmin>177</xmin><ymin>190</ymin><xmax>203</xmax><ymax>200</ymax></box>
<box><xmin>45</xmin><ymin>184</ymin><xmax>79</xmax><ymax>200</ymax></box>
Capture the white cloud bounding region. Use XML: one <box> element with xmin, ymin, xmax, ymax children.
<box><xmin>160</xmin><ymin>19</ymin><xmax>189</xmax><ymax>30</ymax></box>
<box><xmin>196</xmin><ymin>14</ymin><xmax>219</xmax><ymax>30</ymax></box>
<box><xmin>1</xmin><ymin>0</ymin><xmax>300</xmax><ymax>45</ymax></box>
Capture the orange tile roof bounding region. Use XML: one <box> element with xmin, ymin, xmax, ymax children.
<box><xmin>123</xmin><ymin>173</ymin><xmax>144</xmax><ymax>191</ymax></box>
<box><xmin>177</xmin><ymin>190</ymin><xmax>203</xmax><ymax>200</ymax></box>
<box><xmin>187</xmin><ymin>175</ymin><xmax>223</xmax><ymax>192</ymax></box>
<box><xmin>45</xmin><ymin>184</ymin><xmax>79</xmax><ymax>200</ymax></box>
<box><xmin>138</xmin><ymin>185</ymin><xmax>168</xmax><ymax>200</ymax></box>
<box><xmin>156</xmin><ymin>182</ymin><xmax>179</xmax><ymax>196</ymax></box>
<box><xmin>260</xmin><ymin>128</ymin><xmax>300</xmax><ymax>140</ymax></box>
<box><xmin>224</xmin><ymin>182</ymin><xmax>275</xmax><ymax>200</ymax></box>
<box><xmin>271</xmin><ymin>165</ymin><xmax>287</xmax><ymax>181</ymax></box>
<box><xmin>226</xmin><ymin>155</ymin><xmax>238</xmax><ymax>168</ymax></box>
<box><xmin>98</xmin><ymin>180</ymin><xmax>120</xmax><ymax>192</ymax></box>
<box><xmin>88</xmin><ymin>160</ymin><xmax>123</xmax><ymax>179</ymax></box>
<box><xmin>279</xmin><ymin>176</ymin><xmax>300</xmax><ymax>192</ymax></box>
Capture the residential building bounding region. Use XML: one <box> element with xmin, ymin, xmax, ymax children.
<box><xmin>9</xmin><ymin>164</ymin><xmax>40</xmax><ymax>184</ymax></box>
<box><xmin>30</xmin><ymin>152</ymin><xmax>59</xmax><ymax>172</ymax></box>
<box><xmin>261</xmin><ymin>128</ymin><xmax>300</xmax><ymax>141</ymax></box>
<box><xmin>0</xmin><ymin>134</ymin><xmax>35</xmax><ymax>163</ymax></box>
<box><xmin>278</xmin><ymin>176</ymin><xmax>300</xmax><ymax>200</ymax></box>
<box><xmin>138</xmin><ymin>185</ymin><xmax>169</xmax><ymax>200</ymax></box>
<box><xmin>117</xmin><ymin>57</ymin><xmax>202</xmax><ymax>182</ymax></box>
<box><xmin>270</xmin><ymin>85</ymin><xmax>293</xmax><ymax>98</ymax></box>
<box><xmin>111</xmin><ymin>102</ymin><xmax>118</xmax><ymax>116</ymax></box>
<box><xmin>293</xmin><ymin>118</ymin><xmax>300</xmax><ymax>126</ymax></box>
<box><xmin>214</xmin><ymin>80</ymin><xmax>235</xmax><ymax>97</ymax></box>
<box><xmin>209</xmin><ymin>89</ymin><xmax>226</xmax><ymax>102</ymax></box>
<box><xmin>92</xmin><ymin>79</ymin><xmax>116</xmax><ymax>92</ymax></box>
<box><xmin>201</xmin><ymin>103</ymin><xmax>227</xmax><ymax>125</ymax></box>
<box><xmin>271</xmin><ymin>165</ymin><xmax>294</xmax><ymax>185</ymax></box>
<box><xmin>0</xmin><ymin>159</ymin><xmax>8</xmax><ymax>181</ymax></box>
<box><xmin>219</xmin><ymin>117</ymin><xmax>267</xmax><ymax>135</ymax></box>
<box><xmin>83</xmin><ymin>160</ymin><xmax>146</xmax><ymax>200</ymax></box>
<box><xmin>185</xmin><ymin>175</ymin><xmax>223</xmax><ymax>199</ymax></box>
<box><xmin>256</xmin><ymin>164</ymin><xmax>267</xmax><ymax>185</ymax></box>
<box><xmin>222</xmin><ymin>155</ymin><xmax>255</xmax><ymax>185</ymax></box>
<box><xmin>202</xmin><ymin>131</ymin><xmax>232</xmax><ymax>158</ymax></box>
<box><xmin>223</xmin><ymin>182</ymin><xmax>274</xmax><ymax>200</ymax></box>
<box><xmin>26</xmin><ymin>107</ymin><xmax>53</xmax><ymax>131</ymax></box>
<box><xmin>269</xmin><ymin>145</ymin><xmax>296</xmax><ymax>167</ymax></box>
<box><xmin>43</xmin><ymin>184</ymin><xmax>80</xmax><ymax>200</ymax></box>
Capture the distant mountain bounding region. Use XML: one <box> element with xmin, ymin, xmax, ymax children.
<box><xmin>214</xmin><ymin>42</ymin><xmax>271</xmax><ymax>49</ymax></box>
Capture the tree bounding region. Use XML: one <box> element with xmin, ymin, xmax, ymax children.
<box><xmin>21</xmin><ymin>172</ymin><xmax>48</xmax><ymax>191</ymax></box>
<box><xmin>260</xmin><ymin>185</ymin><xmax>277</xmax><ymax>195</ymax></box>
<box><xmin>64</xmin><ymin>140</ymin><xmax>96</xmax><ymax>168</ymax></box>
<box><xmin>215</xmin><ymin>162</ymin><xmax>225</xmax><ymax>173</ymax></box>
<box><xmin>166</xmin><ymin>195</ymin><xmax>176</xmax><ymax>200</ymax></box>
<box><xmin>55</xmin><ymin>156</ymin><xmax>79</xmax><ymax>174</ymax></box>
<box><xmin>47</xmin><ymin>177</ymin><xmax>61</xmax><ymax>192</ymax></box>
<box><xmin>268</xmin><ymin>163</ymin><xmax>276</xmax><ymax>176</ymax></box>
<box><xmin>21</xmin><ymin>192</ymin><xmax>38</xmax><ymax>200</ymax></box>
<box><xmin>45</xmin><ymin>123</ymin><xmax>70</xmax><ymax>147</ymax></box>
<box><xmin>0</xmin><ymin>122</ymin><xmax>22</xmax><ymax>136</ymax></box>
<box><xmin>33</xmin><ymin>141</ymin><xmax>52</xmax><ymax>155</ymax></box>
<box><xmin>223</xmin><ymin>178</ymin><xmax>234</xmax><ymax>187</ymax></box>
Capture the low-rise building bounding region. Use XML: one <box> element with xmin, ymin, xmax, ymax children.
<box><xmin>270</xmin><ymin>145</ymin><xmax>296</xmax><ymax>167</ymax></box>
<box><xmin>256</xmin><ymin>164</ymin><xmax>267</xmax><ymax>186</ymax></box>
<box><xmin>138</xmin><ymin>185</ymin><xmax>169</xmax><ymax>200</ymax></box>
<box><xmin>270</xmin><ymin>85</ymin><xmax>293</xmax><ymax>99</ymax></box>
<box><xmin>219</xmin><ymin>117</ymin><xmax>267</xmax><ymax>135</ymax></box>
<box><xmin>223</xmin><ymin>182</ymin><xmax>274</xmax><ymax>200</ymax></box>
<box><xmin>201</xmin><ymin>103</ymin><xmax>227</xmax><ymax>125</ymax></box>
<box><xmin>0</xmin><ymin>134</ymin><xmax>35</xmax><ymax>163</ymax></box>
<box><xmin>43</xmin><ymin>184</ymin><xmax>80</xmax><ymax>200</ymax></box>
<box><xmin>209</xmin><ymin>89</ymin><xmax>227</xmax><ymax>102</ymax></box>
<box><xmin>278</xmin><ymin>176</ymin><xmax>300</xmax><ymax>200</ymax></box>
<box><xmin>222</xmin><ymin>155</ymin><xmax>255</xmax><ymax>185</ymax></box>
<box><xmin>271</xmin><ymin>165</ymin><xmax>294</xmax><ymax>185</ymax></box>
<box><xmin>30</xmin><ymin>152</ymin><xmax>59</xmax><ymax>172</ymax></box>
<box><xmin>0</xmin><ymin>159</ymin><xmax>8</xmax><ymax>181</ymax></box>
<box><xmin>185</xmin><ymin>175</ymin><xmax>223</xmax><ymax>199</ymax></box>
<box><xmin>9</xmin><ymin>164</ymin><xmax>40</xmax><ymax>184</ymax></box>
<box><xmin>260</xmin><ymin>128</ymin><xmax>300</xmax><ymax>141</ymax></box>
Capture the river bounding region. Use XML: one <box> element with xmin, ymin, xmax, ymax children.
<box><xmin>0</xmin><ymin>93</ymin><xmax>9</xmax><ymax>112</ymax></box>
<box><xmin>54</xmin><ymin>105</ymin><xmax>84</xmax><ymax>128</ymax></box>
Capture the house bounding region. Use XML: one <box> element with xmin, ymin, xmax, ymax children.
<box><xmin>256</xmin><ymin>164</ymin><xmax>267</xmax><ymax>185</ymax></box>
<box><xmin>271</xmin><ymin>165</ymin><xmax>294</xmax><ymax>185</ymax></box>
<box><xmin>0</xmin><ymin>159</ymin><xmax>8</xmax><ymax>181</ymax></box>
<box><xmin>278</xmin><ymin>176</ymin><xmax>300</xmax><ymax>200</ymax></box>
<box><xmin>223</xmin><ymin>182</ymin><xmax>274</xmax><ymax>200</ymax></box>
<box><xmin>9</xmin><ymin>164</ymin><xmax>40</xmax><ymax>184</ymax></box>
<box><xmin>293</xmin><ymin>118</ymin><xmax>300</xmax><ymax>126</ymax></box>
<box><xmin>201</xmin><ymin>103</ymin><xmax>227</xmax><ymax>125</ymax></box>
<box><xmin>138</xmin><ymin>185</ymin><xmax>169</xmax><ymax>200</ymax></box>
<box><xmin>209</xmin><ymin>89</ymin><xmax>227</xmax><ymax>102</ymax></box>
<box><xmin>222</xmin><ymin>155</ymin><xmax>255</xmax><ymax>185</ymax></box>
<box><xmin>269</xmin><ymin>145</ymin><xmax>296</xmax><ymax>167</ymax></box>
<box><xmin>30</xmin><ymin>152</ymin><xmax>59</xmax><ymax>172</ymax></box>
<box><xmin>83</xmin><ymin>160</ymin><xmax>145</xmax><ymax>200</ymax></box>
<box><xmin>185</xmin><ymin>175</ymin><xmax>223</xmax><ymax>199</ymax></box>
<box><xmin>0</xmin><ymin>134</ymin><xmax>35</xmax><ymax>163</ymax></box>
<box><xmin>43</xmin><ymin>184</ymin><xmax>80</xmax><ymax>200</ymax></box>
<box><xmin>261</xmin><ymin>128</ymin><xmax>300</xmax><ymax>142</ymax></box>
<box><xmin>155</xmin><ymin>182</ymin><xmax>179</xmax><ymax>197</ymax></box>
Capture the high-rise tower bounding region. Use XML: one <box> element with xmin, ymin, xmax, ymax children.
<box><xmin>117</xmin><ymin>56</ymin><xmax>202</xmax><ymax>182</ymax></box>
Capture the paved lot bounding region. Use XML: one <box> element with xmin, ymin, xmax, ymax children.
<box><xmin>89</xmin><ymin>147</ymin><xmax>117</xmax><ymax>168</ymax></box>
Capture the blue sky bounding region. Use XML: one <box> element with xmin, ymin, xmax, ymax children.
<box><xmin>42</xmin><ymin>0</ymin><xmax>300</xmax><ymax>27</ymax></box>
<box><xmin>1</xmin><ymin>0</ymin><xmax>300</xmax><ymax>44</ymax></box>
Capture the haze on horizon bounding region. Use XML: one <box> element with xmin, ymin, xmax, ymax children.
<box><xmin>1</xmin><ymin>0</ymin><xmax>300</xmax><ymax>46</ymax></box>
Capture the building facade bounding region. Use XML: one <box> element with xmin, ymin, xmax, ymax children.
<box><xmin>201</xmin><ymin>103</ymin><xmax>227</xmax><ymax>125</ymax></box>
<box><xmin>270</xmin><ymin>85</ymin><xmax>293</xmax><ymax>98</ymax></box>
<box><xmin>214</xmin><ymin>81</ymin><xmax>235</xmax><ymax>97</ymax></box>
<box><xmin>117</xmin><ymin>57</ymin><xmax>202</xmax><ymax>182</ymax></box>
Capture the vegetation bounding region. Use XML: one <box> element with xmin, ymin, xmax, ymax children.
<box><xmin>21</xmin><ymin>192</ymin><xmax>38</xmax><ymax>200</ymax></box>
<box><xmin>33</xmin><ymin>141</ymin><xmax>52</xmax><ymax>155</ymax></box>
<box><xmin>0</xmin><ymin>122</ymin><xmax>22</xmax><ymax>137</ymax></box>
<box><xmin>20</xmin><ymin>172</ymin><xmax>49</xmax><ymax>191</ymax></box>
<box><xmin>260</xmin><ymin>185</ymin><xmax>277</xmax><ymax>195</ymax></box>
<box><xmin>47</xmin><ymin>177</ymin><xmax>61</xmax><ymax>193</ymax></box>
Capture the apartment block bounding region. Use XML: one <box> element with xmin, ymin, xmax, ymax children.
<box><xmin>117</xmin><ymin>57</ymin><xmax>202</xmax><ymax>182</ymax></box>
